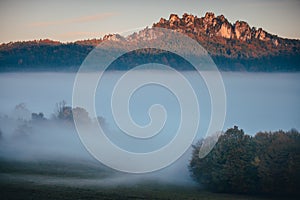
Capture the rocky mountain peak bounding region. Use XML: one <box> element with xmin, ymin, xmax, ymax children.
<box><xmin>234</xmin><ymin>21</ymin><xmax>251</xmax><ymax>41</ymax></box>
<box><xmin>204</xmin><ymin>12</ymin><xmax>215</xmax><ymax>23</ymax></box>
<box><xmin>153</xmin><ymin>12</ymin><xmax>279</xmax><ymax>43</ymax></box>
<box><xmin>127</xmin><ymin>27</ymin><xmax>164</xmax><ymax>41</ymax></box>
<box><xmin>102</xmin><ymin>34</ymin><xmax>124</xmax><ymax>42</ymax></box>
<box><xmin>182</xmin><ymin>13</ymin><xmax>195</xmax><ymax>27</ymax></box>
<box><xmin>169</xmin><ymin>14</ymin><xmax>181</xmax><ymax>27</ymax></box>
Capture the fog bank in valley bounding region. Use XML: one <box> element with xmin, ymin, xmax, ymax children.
<box><xmin>0</xmin><ymin>71</ymin><xmax>299</xmax><ymax>187</ymax></box>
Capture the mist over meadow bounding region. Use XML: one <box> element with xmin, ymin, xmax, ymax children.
<box><xmin>0</xmin><ymin>71</ymin><xmax>299</xmax><ymax>188</ymax></box>
<box><xmin>0</xmin><ymin>71</ymin><xmax>299</xmax><ymax>132</ymax></box>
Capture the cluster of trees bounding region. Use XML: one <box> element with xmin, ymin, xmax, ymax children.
<box><xmin>0</xmin><ymin>102</ymin><xmax>106</xmax><ymax>141</ymax></box>
<box><xmin>32</xmin><ymin>101</ymin><xmax>104</xmax><ymax>126</ymax></box>
<box><xmin>107</xmin><ymin>48</ymin><xmax>195</xmax><ymax>71</ymax></box>
<box><xmin>30</xmin><ymin>101</ymin><xmax>99</xmax><ymax>125</ymax></box>
<box><xmin>52</xmin><ymin>100</ymin><xmax>104</xmax><ymax>124</ymax></box>
<box><xmin>7</xmin><ymin>101</ymin><xmax>104</xmax><ymax>126</ymax></box>
<box><xmin>0</xmin><ymin>41</ymin><xmax>92</xmax><ymax>71</ymax></box>
<box><xmin>189</xmin><ymin>126</ymin><xmax>300</xmax><ymax>196</ymax></box>
<box><xmin>211</xmin><ymin>53</ymin><xmax>300</xmax><ymax>72</ymax></box>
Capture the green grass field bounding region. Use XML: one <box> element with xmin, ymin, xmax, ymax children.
<box><xmin>0</xmin><ymin>159</ymin><xmax>287</xmax><ymax>200</ymax></box>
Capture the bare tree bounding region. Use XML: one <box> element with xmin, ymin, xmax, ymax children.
<box><xmin>54</xmin><ymin>100</ymin><xmax>66</xmax><ymax>119</ymax></box>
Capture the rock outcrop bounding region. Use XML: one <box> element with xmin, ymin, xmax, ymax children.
<box><xmin>102</xmin><ymin>34</ymin><xmax>125</xmax><ymax>42</ymax></box>
<box><xmin>154</xmin><ymin>12</ymin><xmax>278</xmax><ymax>43</ymax></box>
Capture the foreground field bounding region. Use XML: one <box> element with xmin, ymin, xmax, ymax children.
<box><xmin>0</xmin><ymin>159</ymin><xmax>286</xmax><ymax>200</ymax></box>
<box><xmin>0</xmin><ymin>183</ymin><xmax>277</xmax><ymax>200</ymax></box>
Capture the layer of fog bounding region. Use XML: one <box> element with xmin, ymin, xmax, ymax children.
<box><xmin>0</xmin><ymin>113</ymin><xmax>195</xmax><ymax>186</ymax></box>
<box><xmin>1</xmin><ymin>72</ymin><xmax>299</xmax><ymax>134</ymax></box>
<box><xmin>0</xmin><ymin>71</ymin><xmax>299</xmax><ymax>187</ymax></box>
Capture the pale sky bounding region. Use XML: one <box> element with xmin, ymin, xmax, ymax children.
<box><xmin>0</xmin><ymin>0</ymin><xmax>299</xmax><ymax>43</ymax></box>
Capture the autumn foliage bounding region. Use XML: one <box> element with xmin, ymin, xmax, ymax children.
<box><xmin>189</xmin><ymin>126</ymin><xmax>300</xmax><ymax>196</ymax></box>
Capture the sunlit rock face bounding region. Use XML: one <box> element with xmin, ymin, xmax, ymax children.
<box><xmin>154</xmin><ymin>12</ymin><xmax>276</xmax><ymax>42</ymax></box>
<box><xmin>234</xmin><ymin>21</ymin><xmax>252</xmax><ymax>41</ymax></box>
<box><xmin>169</xmin><ymin>14</ymin><xmax>181</xmax><ymax>27</ymax></box>
<box><xmin>216</xmin><ymin>22</ymin><xmax>234</xmax><ymax>39</ymax></box>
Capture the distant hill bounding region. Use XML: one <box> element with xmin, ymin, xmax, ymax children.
<box><xmin>0</xmin><ymin>12</ymin><xmax>299</xmax><ymax>72</ymax></box>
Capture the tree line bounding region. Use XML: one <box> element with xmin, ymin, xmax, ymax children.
<box><xmin>189</xmin><ymin>126</ymin><xmax>300</xmax><ymax>197</ymax></box>
<box><xmin>1</xmin><ymin>38</ymin><xmax>299</xmax><ymax>72</ymax></box>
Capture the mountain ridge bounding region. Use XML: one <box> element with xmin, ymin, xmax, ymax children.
<box><xmin>153</xmin><ymin>12</ymin><xmax>299</xmax><ymax>58</ymax></box>
<box><xmin>0</xmin><ymin>12</ymin><xmax>299</xmax><ymax>72</ymax></box>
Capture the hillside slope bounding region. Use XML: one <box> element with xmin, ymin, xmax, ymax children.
<box><xmin>0</xmin><ymin>12</ymin><xmax>299</xmax><ymax>72</ymax></box>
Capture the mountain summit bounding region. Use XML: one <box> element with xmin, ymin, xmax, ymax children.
<box><xmin>152</xmin><ymin>12</ymin><xmax>299</xmax><ymax>71</ymax></box>
<box><xmin>154</xmin><ymin>13</ymin><xmax>296</xmax><ymax>55</ymax></box>
<box><xmin>156</xmin><ymin>13</ymin><xmax>277</xmax><ymax>43</ymax></box>
<box><xmin>0</xmin><ymin>12</ymin><xmax>299</xmax><ymax>72</ymax></box>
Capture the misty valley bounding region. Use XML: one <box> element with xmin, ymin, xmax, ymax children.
<box><xmin>1</xmin><ymin>1</ymin><xmax>300</xmax><ymax>198</ymax></box>
<box><xmin>0</xmin><ymin>71</ymin><xmax>299</xmax><ymax>199</ymax></box>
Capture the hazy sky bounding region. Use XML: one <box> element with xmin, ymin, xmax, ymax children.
<box><xmin>0</xmin><ymin>0</ymin><xmax>299</xmax><ymax>43</ymax></box>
